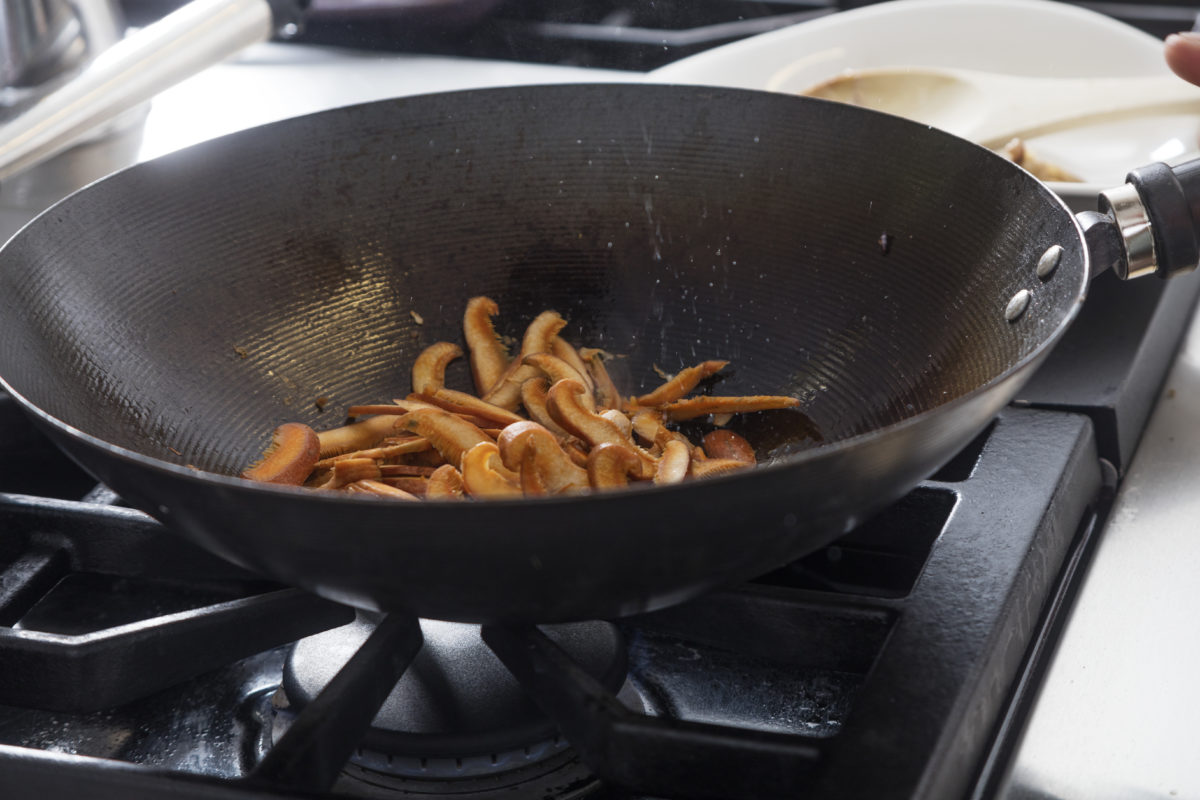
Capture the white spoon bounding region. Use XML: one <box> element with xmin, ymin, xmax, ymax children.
<box><xmin>802</xmin><ymin>66</ymin><xmax>1200</xmax><ymax>148</ymax></box>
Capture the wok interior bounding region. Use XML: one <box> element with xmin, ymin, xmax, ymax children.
<box><xmin>0</xmin><ymin>85</ymin><xmax>1083</xmax><ymax>477</ymax></box>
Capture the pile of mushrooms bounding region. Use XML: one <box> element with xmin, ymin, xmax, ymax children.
<box><xmin>241</xmin><ymin>297</ymin><xmax>799</xmax><ymax>500</ymax></box>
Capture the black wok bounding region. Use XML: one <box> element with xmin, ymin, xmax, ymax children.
<box><xmin>0</xmin><ymin>84</ymin><xmax>1190</xmax><ymax>623</ymax></box>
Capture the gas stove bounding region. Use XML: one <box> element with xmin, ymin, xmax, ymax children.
<box><xmin>0</xmin><ymin>399</ymin><xmax>1135</xmax><ymax>799</ymax></box>
<box><xmin>3</xmin><ymin>2</ymin><xmax>1200</xmax><ymax>799</ymax></box>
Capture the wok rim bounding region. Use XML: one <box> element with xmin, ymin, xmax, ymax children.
<box><xmin>0</xmin><ymin>84</ymin><xmax>1092</xmax><ymax>512</ymax></box>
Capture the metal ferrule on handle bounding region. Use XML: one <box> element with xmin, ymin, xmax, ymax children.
<box><xmin>1099</xmin><ymin>160</ymin><xmax>1200</xmax><ymax>281</ymax></box>
<box><xmin>1098</xmin><ymin>183</ymin><xmax>1157</xmax><ymax>280</ymax></box>
<box><xmin>0</xmin><ymin>0</ymin><xmax>278</xmax><ymax>183</ymax></box>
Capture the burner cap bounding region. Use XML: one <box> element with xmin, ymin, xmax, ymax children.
<box><xmin>279</xmin><ymin>615</ymin><xmax>626</xmax><ymax>778</ymax></box>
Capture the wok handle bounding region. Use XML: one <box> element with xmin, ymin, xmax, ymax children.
<box><xmin>1096</xmin><ymin>159</ymin><xmax>1200</xmax><ymax>280</ymax></box>
<box><xmin>0</xmin><ymin>0</ymin><xmax>305</xmax><ymax>183</ymax></box>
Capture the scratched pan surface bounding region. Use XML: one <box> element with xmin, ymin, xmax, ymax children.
<box><xmin>0</xmin><ymin>84</ymin><xmax>1086</xmax><ymax>622</ymax></box>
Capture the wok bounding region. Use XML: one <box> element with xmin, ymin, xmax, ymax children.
<box><xmin>0</xmin><ymin>84</ymin><xmax>1192</xmax><ymax>623</ymax></box>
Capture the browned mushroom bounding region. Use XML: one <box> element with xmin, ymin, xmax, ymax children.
<box><xmin>635</xmin><ymin>360</ymin><xmax>728</xmax><ymax>406</ymax></box>
<box><xmin>411</xmin><ymin>341</ymin><xmax>463</xmax><ymax>395</ymax></box>
<box><xmin>416</xmin><ymin>387</ymin><xmax>526</xmax><ymax>427</ymax></box>
<box><xmin>316</xmin><ymin>414</ymin><xmax>402</xmax><ymax>458</ymax></box>
<box><xmin>463</xmin><ymin>296</ymin><xmax>510</xmax><ymax>395</ymax></box>
<box><xmin>242</xmin><ymin>299</ymin><xmax>801</xmax><ymax>499</ymax></box>
<box><xmin>345</xmin><ymin>479</ymin><xmax>419</xmax><ymax>500</ymax></box>
<box><xmin>517</xmin><ymin>376</ymin><xmax>570</xmax><ymax>438</ymax></box>
<box><xmin>546</xmin><ymin>379</ymin><xmax>627</xmax><ymax>448</ymax></box>
<box><xmin>497</xmin><ymin>420</ymin><xmax>588</xmax><ymax>495</ymax></box>
<box><xmin>600</xmin><ymin>408</ymin><xmax>632</xmax><ymax>438</ymax></box>
<box><xmin>700</xmin><ymin>430</ymin><xmax>756</xmax><ymax>465</ymax></box>
<box><xmin>522</xmin><ymin>353</ymin><xmax>593</xmax><ymax>405</ymax></box>
<box><xmin>315</xmin><ymin>457</ymin><xmax>381</xmax><ymax>490</ymax></box>
<box><xmin>587</xmin><ymin>442</ymin><xmax>645</xmax><ymax>490</ymax></box>
<box><xmin>654</xmin><ymin>439</ymin><xmax>692</xmax><ymax>485</ymax></box>
<box><xmin>547</xmin><ymin>379</ymin><xmax>656</xmax><ymax>478</ymax></box>
<box><xmin>551</xmin><ymin>336</ymin><xmax>595</xmax><ymax>394</ymax></box>
<box><xmin>660</xmin><ymin>395</ymin><xmax>801</xmax><ymax>422</ymax></box>
<box><xmin>460</xmin><ymin>441</ymin><xmax>522</xmax><ymax>498</ymax></box>
<box><xmin>426</xmin><ymin>464</ymin><xmax>466</xmax><ymax>500</ymax></box>
<box><xmin>690</xmin><ymin>457</ymin><xmax>755</xmax><ymax>479</ymax></box>
<box><xmin>579</xmin><ymin>348</ymin><xmax>623</xmax><ymax>411</ymax></box>
<box><xmin>380</xmin><ymin>477</ymin><xmax>430</xmax><ymax>495</ymax></box>
<box><xmin>483</xmin><ymin>310</ymin><xmax>567</xmax><ymax>410</ymax></box>
<box><xmin>242</xmin><ymin>423</ymin><xmax>321</xmax><ymax>485</ymax></box>
<box><xmin>378</xmin><ymin>464</ymin><xmax>438</xmax><ymax>477</ymax></box>
<box><xmin>400</xmin><ymin>407</ymin><xmax>492</xmax><ymax>468</ymax></box>
<box><xmin>314</xmin><ymin>435</ymin><xmax>430</xmax><ymax>469</ymax></box>
<box><xmin>630</xmin><ymin>409</ymin><xmax>675</xmax><ymax>450</ymax></box>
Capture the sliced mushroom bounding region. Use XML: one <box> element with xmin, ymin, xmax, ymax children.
<box><xmin>580</xmin><ymin>348</ymin><xmax>623</xmax><ymax>411</ymax></box>
<box><xmin>316</xmin><ymin>457</ymin><xmax>381</xmax><ymax>490</ymax></box>
<box><xmin>563</xmin><ymin>439</ymin><xmax>590</xmax><ymax>469</ymax></box>
<box><xmin>460</xmin><ymin>441</ymin><xmax>523</xmax><ymax>498</ymax></box>
<box><xmin>519</xmin><ymin>377</ymin><xmax>572</xmax><ymax>438</ymax></box>
<box><xmin>636</xmin><ymin>360</ymin><xmax>728</xmax><ymax>406</ymax></box>
<box><xmin>654</xmin><ymin>439</ymin><xmax>692</xmax><ymax>485</ymax></box>
<box><xmin>416</xmin><ymin>387</ymin><xmax>526</xmax><ymax>427</ymax></box>
<box><xmin>378</xmin><ymin>464</ymin><xmax>438</xmax><ymax>477</ymax></box>
<box><xmin>316</xmin><ymin>414</ymin><xmax>402</xmax><ymax>458</ymax></box>
<box><xmin>242</xmin><ymin>422</ymin><xmax>321</xmax><ymax>485</ymax></box>
<box><xmin>315</xmin><ymin>436</ymin><xmax>430</xmax><ymax>469</ymax></box>
<box><xmin>547</xmin><ymin>379</ymin><xmax>629</xmax><ymax>450</ymax></box>
<box><xmin>412</xmin><ymin>341</ymin><xmax>463</xmax><ymax>396</ymax></box>
<box><xmin>391</xmin><ymin>395</ymin><xmax>499</xmax><ymax>429</ymax></box>
<box><xmin>630</xmin><ymin>409</ymin><xmax>671</xmax><ymax>448</ymax></box>
<box><xmin>497</xmin><ymin>420</ymin><xmax>589</xmax><ymax>495</ymax></box>
<box><xmin>463</xmin><ymin>296</ymin><xmax>510</xmax><ymax>395</ymax></box>
<box><xmin>700</xmin><ymin>430</ymin><xmax>756</xmax><ymax>465</ymax></box>
<box><xmin>547</xmin><ymin>379</ymin><xmax>656</xmax><ymax>478</ymax></box>
<box><xmin>345</xmin><ymin>479</ymin><xmax>419</xmax><ymax>500</ymax></box>
<box><xmin>690</xmin><ymin>457</ymin><xmax>755</xmax><ymax>479</ymax></box>
<box><xmin>380</xmin><ymin>477</ymin><xmax>429</xmax><ymax>495</ymax></box>
<box><xmin>551</xmin><ymin>336</ymin><xmax>595</xmax><ymax>394</ymax></box>
<box><xmin>522</xmin><ymin>352</ymin><xmax>593</xmax><ymax>408</ymax></box>
<box><xmin>346</xmin><ymin>403</ymin><xmax>418</xmax><ymax>416</ymax></box>
<box><xmin>600</xmin><ymin>409</ymin><xmax>632</xmax><ymax>439</ymax></box>
<box><xmin>660</xmin><ymin>395</ymin><xmax>801</xmax><ymax>422</ymax></box>
<box><xmin>483</xmin><ymin>310</ymin><xmax>567</xmax><ymax>411</ymax></box>
<box><xmin>426</xmin><ymin>464</ymin><xmax>466</xmax><ymax>500</ymax></box>
<box><xmin>587</xmin><ymin>442</ymin><xmax>645</xmax><ymax>490</ymax></box>
<box><xmin>400</xmin><ymin>407</ymin><xmax>492</xmax><ymax>468</ymax></box>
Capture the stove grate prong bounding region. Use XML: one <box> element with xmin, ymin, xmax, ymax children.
<box><xmin>482</xmin><ymin>623</ymin><xmax>826</xmax><ymax>800</ymax></box>
<box><xmin>249</xmin><ymin>612</ymin><xmax>423</xmax><ymax>792</ymax></box>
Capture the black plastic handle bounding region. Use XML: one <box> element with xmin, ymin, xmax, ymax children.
<box><xmin>1127</xmin><ymin>160</ymin><xmax>1200</xmax><ymax>278</ymax></box>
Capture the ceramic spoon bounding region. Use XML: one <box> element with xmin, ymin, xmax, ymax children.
<box><xmin>802</xmin><ymin>66</ymin><xmax>1200</xmax><ymax>148</ymax></box>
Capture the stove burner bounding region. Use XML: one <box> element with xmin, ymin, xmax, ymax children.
<box><xmin>275</xmin><ymin>614</ymin><xmax>628</xmax><ymax>788</ymax></box>
<box><xmin>337</xmin><ymin>746</ymin><xmax>601</xmax><ymax>799</ymax></box>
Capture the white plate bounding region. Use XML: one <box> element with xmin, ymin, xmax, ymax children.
<box><xmin>648</xmin><ymin>0</ymin><xmax>1196</xmax><ymax>211</ymax></box>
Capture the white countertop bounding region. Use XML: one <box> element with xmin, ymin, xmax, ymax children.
<box><xmin>998</xmin><ymin>298</ymin><xmax>1200</xmax><ymax>799</ymax></box>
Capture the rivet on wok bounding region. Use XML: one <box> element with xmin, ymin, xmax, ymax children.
<box><xmin>1005</xmin><ymin>289</ymin><xmax>1031</xmax><ymax>322</ymax></box>
<box><xmin>1037</xmin><ymin>245</ymin><xmax>1063</xmax><ymax>280</ymax></box>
